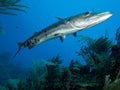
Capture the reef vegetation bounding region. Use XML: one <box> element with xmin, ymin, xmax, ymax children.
<box><xmin>0</xmin><ymin>0</ymin><xmax>28</xmax><ymax>36</ymax></box>
<box><xmin>0</xmin><ymin>27</ymin><xmax>120</xmax><ymax>90</ymax></box>
<box><xmin>0</xmin><ymin>0</ymin><xmax>28</xmax><ymax>16</ymax></box>
<box><xmin>0</xmin><ymin>52</ymin><xmax>28</xmax><ymax>86</ymax></box>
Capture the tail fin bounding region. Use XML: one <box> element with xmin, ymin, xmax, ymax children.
<box><xmin>13</xmin><ymin>42</ymin><xmax>24</xmax><ymax>58</ymax></box>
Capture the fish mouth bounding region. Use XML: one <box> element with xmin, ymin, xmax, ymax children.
<box><xmin>97</xmin><ymin>11</ymin><xmax>112</xmax><ymax>21</ymax></box>
<box><xmin>88</xmin><ymin>11</ymin><xmax>113</xmax><ymax>25</ymax></box>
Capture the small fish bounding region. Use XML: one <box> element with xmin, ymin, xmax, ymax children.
<box><xmin>16</xmin><ymin>26</ymin><xmax>19</xmax><ymax>29</ymax></box>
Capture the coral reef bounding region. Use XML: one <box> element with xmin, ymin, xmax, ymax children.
<box><xmin>0</xmin><ymin>55</ymin><xmax>114</xmax><ymax>90</ymax></box>
<box><xmin>0</xmin><ymin>0</ymin><xmax>28</xmax><ymax>16</ymax></box>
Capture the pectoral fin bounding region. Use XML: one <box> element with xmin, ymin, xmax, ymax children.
<box><xmin>56</xmin><ymin>17</ymin><xmax>67</xmax><ymax>24</ymax></box>
<box><xmin>60</xmin><ymin>35</ymin><xmax>66</xmax><ymax>42</ymax></box>
<box><xmin>73</xmin><ymin>33</ymin><xmax>77</xmax><ymax>37</ymax></box>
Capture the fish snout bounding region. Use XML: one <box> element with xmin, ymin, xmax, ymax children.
<box><xmin>98</xmin><ymin>11</ymin><xmax>112</xmax><ymax>21</ymax></box>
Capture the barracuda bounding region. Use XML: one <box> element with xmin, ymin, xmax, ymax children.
<box><xmin>14</xmin><ymin>11</ymin><xmax>112</xmax><ymax>57</ymax></box>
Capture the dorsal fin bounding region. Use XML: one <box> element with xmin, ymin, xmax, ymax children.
<box><xmin>56</xmin><ymin>17</ymin><xmax>63</xmax><ymax>21</ymax></box>
<box><xmin>34</xmin><ymin>32</ymin><xmax>38</xmax><ymax>35</ymax></box>
<box><xmin>56</xmin><ymin>17</ymin><xmax>67</xmax><ymax>24</ymax></box>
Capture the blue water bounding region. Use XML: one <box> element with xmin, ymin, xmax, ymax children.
<box><xmin>0</xmin><ymin>0</ymin><xmax>119</xmax><ymax>67</ymax></box>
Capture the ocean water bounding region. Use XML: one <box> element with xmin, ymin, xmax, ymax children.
<box><xmin>0</xmin><ymin>0</ymin><xmax>119</xmax><ymax>70</ymax></box>
<box><xmin>0</xmin><ymin>0</ymin><xmax>119</xmax><ymax>67</ymax></box>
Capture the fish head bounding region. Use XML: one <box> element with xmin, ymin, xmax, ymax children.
<box><xmin>69</xmin><ymin>11</ymin><xmax>112</xmax><ymax>29</ymax></box>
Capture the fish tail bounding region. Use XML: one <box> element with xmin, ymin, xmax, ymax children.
<box><xmin>13</xmin><ymin>42</ymin><xmax>24</xmax><ymax>58</ymax></box>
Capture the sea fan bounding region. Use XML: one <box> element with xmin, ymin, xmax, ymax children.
<box><xmin>76</xmin><ymin>35</ymin><xmax>113</xmax><ymax>78</ymax></box>
<box><xmin>78</xmin><ymin>35</ymin><xmax>112</xmax><ymax>54</ymax></box>
<box><xmin>0</xmin><ymin>0</ymin><xmax>28</xmax><ymax>16</ymax></box>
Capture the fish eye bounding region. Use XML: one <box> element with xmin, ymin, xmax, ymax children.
<box><xmin>84</xmin><ymin>11</ymin><xmax>90</xmax><ymax>16</ymax></box>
